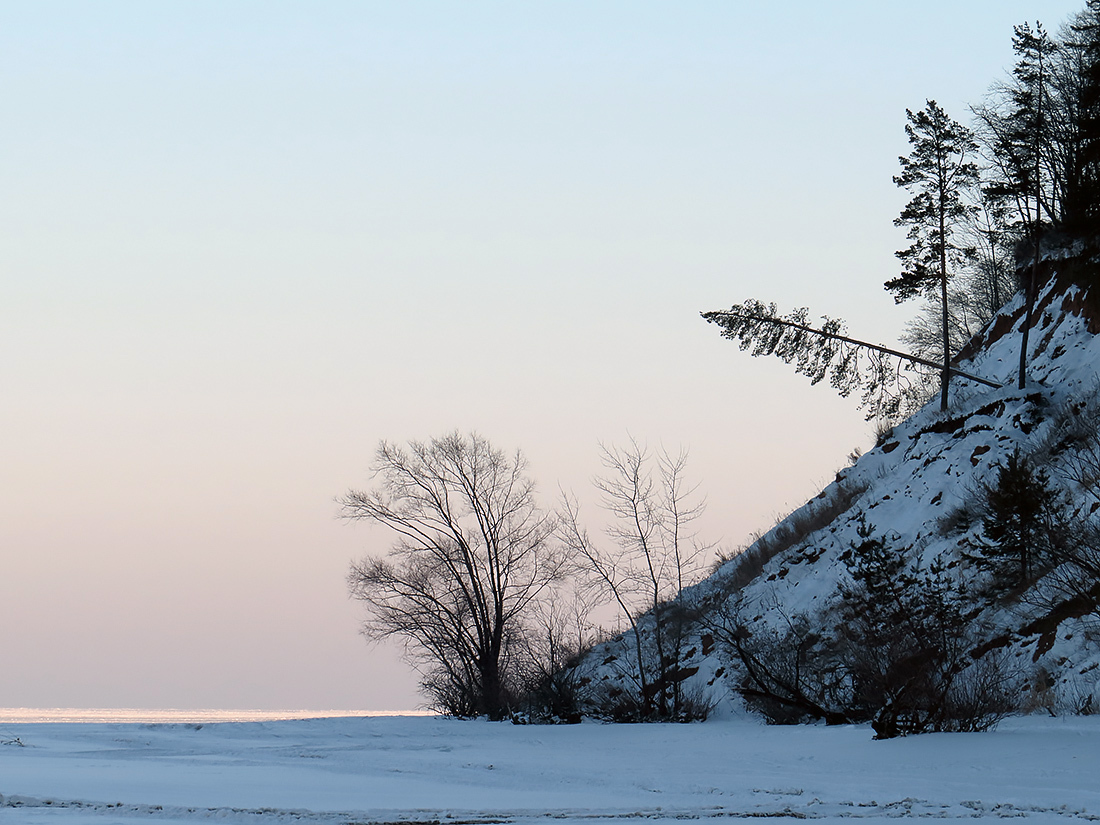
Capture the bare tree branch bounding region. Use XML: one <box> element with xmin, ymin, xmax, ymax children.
<box><xmin>341</xmin><ymin>432</ymin><xmax>562</xmax><ymax>719</ymax></box>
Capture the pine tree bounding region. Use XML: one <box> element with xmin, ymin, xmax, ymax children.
<box><xmin>840</xmin><ymin>518</ymin><xmax>983</xmax><ymax>738</ymax></box>
<box><xmin>979</xmin><ymin>449</ymin><xmax>1059</xmax><ymax>591</ymax></box>
<box><xmin>888</xmin><ymin>101</ymin><xmax>980</xmax><ymax>412</ymax></box>
<box><xmin>1063</xmin><ymin>2</ymin><xmax>1100</xmax><ymax>237</ymax></box>
<box><xmin>1007</xmin><ymin>23</ymin><xmax>1058</xmax><ymax>390</ymax></box>
<box><xmin>979</xmin><ymin>23</ymin><xmax>1059</xmax><ymax>231</ymax></box>
<box><xmin>700</xmin><ymin>300</ymin><xmax>1000</xmax><ymax>423</ymax></box>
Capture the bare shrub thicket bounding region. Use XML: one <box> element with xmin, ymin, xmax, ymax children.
<box><xmin>561</xmin><ymin>440</ymin><xmax>713</xmax><ymax>721</ymax></box>
<box><xmin>1027</xmin><ymin>393</ymin><xmax>1100</xmax><ymax>627</ymax></box>
<box><xmin>707</xmin><ymin>596</ymin><xmax>850</xmax><ymax>726</ymax></box>
<box><xmin>1046</xmin><ymin>388</ymin><xmax>1100</xmax><ymax>498</ymax></box>
<box><xmin>711</xmin><ymin>517</ymin><xmax>1017</xmax><ymax>737</ymax></box>
<box><xmin>514</xmin><ymin>590</ymin><xmax>603</xmax><ymax>723</ymax></box>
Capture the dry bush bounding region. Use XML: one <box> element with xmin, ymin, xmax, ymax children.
<box><xmin>1030</xmin><ymin>387</ymin><xmax>1100</xmax><ymax>472</ymax></box>
<box><xmin>874</xmin><ymin>420</ymin><xmax>896</xmax><ymax>447</ymax></box>
<box><xmin>936</xmin><ymin>651</ymin><xmax>1018</xmax><ymax>732</ymax></box>
<box><xmin>585</xmin><ymin>682</ymin><xmax>648</xmax><ymax>723</ymax></box>
<box><xmin>515</xmin><ymin>591</ymin><xmax>603</xmax><ymax>723</ymax></box>
<box><xmin>675</xmin><ymin>684</ymin><xmax>718</xmax><ymax>722</ymax></box>
<box><xmin>712</xmin><ymin>537</ymin><xmax>771</xmax><ymax>591</ymax></box>
<box><xmin>704</xmin><ymin>593</ymin><xmax>850</xmax><ymax>726</ymax></box>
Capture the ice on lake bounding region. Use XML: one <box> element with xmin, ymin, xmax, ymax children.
<box><xmin>1</xmin><ymin>713</ymin><xmax>1098</xmax><ymax>822</ymax></box>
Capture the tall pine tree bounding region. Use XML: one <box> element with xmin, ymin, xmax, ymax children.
<box><xmin>978</xmin><ymin>23</ymin><xmax>1059</xmax><ymax>231</ymax></box>
<box><xmin>1004</xmin><ymin>23</ymin><xmax>1058</xmax><ymax>389</ymax></box>
<box><xmin>1063</xmin><ymin>2</ymin><xmax>1100</xmax><ymax>237</ymax></box>
<box><xmin>888</xmin><ymin>101</ymin><xmax>979</xmax><ymax>412</ymax></box>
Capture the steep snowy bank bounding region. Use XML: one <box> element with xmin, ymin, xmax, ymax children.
<box><xmin>580</xmin><ymin>269</ymin><xmax>1100</xmax><ymax>719</ymax></box>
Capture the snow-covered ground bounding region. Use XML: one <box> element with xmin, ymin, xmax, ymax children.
<box><xmin>1</xmin><ymin>714</ymin><xmax>1098</xmax><ymax>823</ymax></box>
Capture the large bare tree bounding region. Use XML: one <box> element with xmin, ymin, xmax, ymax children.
<box><xmin>341</xmin><ymin>432</ymin><xmax>562</xmax><ymax>719</ymax></box>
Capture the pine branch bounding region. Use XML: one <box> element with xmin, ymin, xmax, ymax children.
<box><xmin>701</xmin><ymin>300</ymin><xmax>1002</xmax><ymax>419</ymax></box>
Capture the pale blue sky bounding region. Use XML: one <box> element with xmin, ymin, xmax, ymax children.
<box><xmin>1</xmin><ymin>1</ymin><xmax>1085</xmax><ymax>709</ymax></box>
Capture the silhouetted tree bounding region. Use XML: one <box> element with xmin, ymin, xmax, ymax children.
<box><xmin>341</xmin><ymin>432</ymin><xmax>563</xmax><ymax>719</ymax></box>
<box><xmin>560</xmin><ymin>440</ymin><xmax>710</xmax><ymax>719</ymax></box>
<box><xmin>888</xmin><ymin>100</ymin><xmax>980</xmax><ymax>412</ymax></box>
<box><xmin>839</xmin><ymin>518</ymin><xmax>1010</xmax><ymax>738</ymax></box>
<box><xmin>701</xmin><ymin>300</ymin><xmax>1000</xmax><ymax>422</ymax></box>
<box><xmin>976</xmin><ymin>24</ymin><xmax>1060</xmax><ymax>231</ymax></box>
<box><xmin>962</xmin><ymin>188</ymin><xmax>1019</xmax><ymax>322</ymax></box>
<box><xmin>977</xmin><ymin>449</ymin><xmax>1060</xmax><ymax>591</ymax></box>
<box><xmin>1002</xmin><ymin>23</ymin><xmax>1059</xmax><ymax>389</ymax></box>
<box><xmin>1063</xmin><ymin>3</ymin><xmax>1100</xmax><ymax>236</ymax></box>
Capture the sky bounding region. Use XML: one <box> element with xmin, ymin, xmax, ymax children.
<box><xmin>1</xmin><ymin>0</ymin><xmax>1088</xmax><ymax>711</ymax></box>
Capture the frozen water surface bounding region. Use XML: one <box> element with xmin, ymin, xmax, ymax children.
<box><xmin>1</xmin><ymin>714</ymin><xmax>1098</xmax><ymax>822</ymax></box>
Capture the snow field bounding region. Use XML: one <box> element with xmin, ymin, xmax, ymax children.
<box><xmin>1</xmin><ymin>714</ymin><xmax>1099</xmax><ymax>822</ymax></box>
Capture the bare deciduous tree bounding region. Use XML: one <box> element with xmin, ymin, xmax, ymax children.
<box><xmin>561</xmin><ymin>440</ymin><xmax>711</xmax><ymax>719</ymax></box>
<box><xmin>340</xmin><ymin>432</ymin><xmax>562</xmax><ymax>719</ymax></box>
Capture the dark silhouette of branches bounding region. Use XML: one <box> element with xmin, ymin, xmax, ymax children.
<box><xmin>561</xmin><ymin>439</ymin><xmax>711</xmax><ymax>719</ymax></box>
<box><xmin>341</xmin><ymin>432</ymin><xmax>563</xmax><ymax>719</ymax></box>
<box><xmin>702</xmin><ymin>300</ymin><xmax>1000</xmax><ymax>421</ymax></box>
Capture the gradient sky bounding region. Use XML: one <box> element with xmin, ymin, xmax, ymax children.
<box><xmin>2</xmin><ymin>1</ymin><xmax>1086</xmax><ymax>710</ymax></box>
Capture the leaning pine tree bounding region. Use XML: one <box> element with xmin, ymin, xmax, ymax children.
<box><xmin>888</xmin><ymin>100</ymin><xmax>980</xmax><ymax>412</ymax></box>
<box><xmin>700</xmin><ymin>300</ymin><xmax>1000</xmax><ymax>422</ymax></box>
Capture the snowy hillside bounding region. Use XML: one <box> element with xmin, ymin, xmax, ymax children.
<box><xmin>577</xmin><ymin>265</ymin><xmax>1100</xmax><ymax>723</ymax></box>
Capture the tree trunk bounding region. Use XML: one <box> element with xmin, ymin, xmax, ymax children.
<box><xmin>1018</xmin><ymin>258</ymin><xmax>1039</xmax><ymax>390</ymax></box>
<box><xmin>1020</xmin><ymin>47</ymin><xmax>1045</xmax><ymax>391</ymax></box>
<box><xmin>939</xmin><ymin>177</ymin><xmax>951</xmax><ymax>412</ymax></box>
<box><xmin>480</xmin><ymin>657</ymin><xmax>505</xmax><ymax>720</ymax></box>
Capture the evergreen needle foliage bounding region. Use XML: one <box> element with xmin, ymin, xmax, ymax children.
<box><xmin>888</xmin><ymin>100</ymin><xmax>981</xmax><ymax>412</ymax></box>
<box><xmin>976</xmin><ymin>449</ymin><xmax>1061</xmax><ymax>592</ymax></box>
<box><xmin>701</xmin><ymin>300</ymin><xmax>998</xmax><ymax>421</ymax></box>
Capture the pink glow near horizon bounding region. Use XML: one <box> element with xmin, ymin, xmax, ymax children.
<box><xmin>1</xmin><ymin>0</ymin><xmax>1084</xmax><ymax>710</ymax></box>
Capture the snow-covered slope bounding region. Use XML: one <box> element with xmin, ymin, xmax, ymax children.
<box><xmin>580</xmin><ymin>266</ymin><xmax>1100</xmax><ymax>719</ymax></box>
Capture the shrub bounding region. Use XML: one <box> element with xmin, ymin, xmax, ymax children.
<box><xmin>840</xmin><ymin>519</ymin><xmax>1017</xmax><ymax>738</ymax></box>
<box><xmin>516</xmin><ymin>593</ymin><xmax>602</xmax><ymax>722</ymax></box>
<box><xmin>584</xmin><ymin>682</ymin><xmax>648</xmax><ymax>722</ymax></box>
<box><xmin>874</xmin><ymin>420</ymin><xmax>896</xmax><ymax>447</ymax></box>
<box><xmin>706</xmin><ymin>595</ymin><xmax>850</xmax><ymax>726</ymax></box>
<box><xmin>674</xmin><ymin>684</ymin><xmax>718</xmax><ymax>722</ymax></box>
